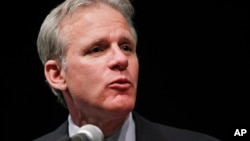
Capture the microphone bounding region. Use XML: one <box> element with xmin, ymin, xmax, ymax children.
<box><xmin>57</xmin><ymin>124</ymin><xmax>104</xmax><ymax>141</ymax></box>
<box><xmin>72</xmin><ymin>124</ymin><xmax>104</xmax><ymax>141</ymax></box>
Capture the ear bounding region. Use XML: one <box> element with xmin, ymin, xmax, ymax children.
<box><xmin>44</xmin><ymin>60</ymin><xmax>67</xmax><ymax>91</ymax></box>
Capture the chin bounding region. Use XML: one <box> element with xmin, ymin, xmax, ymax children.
<box><xmin>108</xmin><ymin>101</ymin><xmax>135</xmax><ymax>114</ymax></box>
<box><xmin>105</xmin><ymin>94</ymin><xmax>135</xmax><ymax>113</ymax></box>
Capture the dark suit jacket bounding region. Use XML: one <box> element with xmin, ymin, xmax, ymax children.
<box><xmin>33</xmin><ymin>111</ymin><xmax>221</xmax><ymax>141</ymax></box>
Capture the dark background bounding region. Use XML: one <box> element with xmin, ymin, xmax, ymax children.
<box><xmin>2</xmin><ymin>1</ymin><xmax>249</xmax><ymax>141</ymax></box>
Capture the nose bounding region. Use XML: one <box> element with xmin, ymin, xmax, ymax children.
<box><xmin>108</xmin><ymin>45</ymin><xmax>128</xmax><ymax>71</ymax></box>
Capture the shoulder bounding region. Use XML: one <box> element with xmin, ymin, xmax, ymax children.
<box><xmin>32</xmin><ymin>120</ymin><xmax>68</xmax><ymax>141</ymax></box>
<box><xmin>132</xmin><ymin>111</ymin><xmax>221</xmax><ymax>141</ymax></box>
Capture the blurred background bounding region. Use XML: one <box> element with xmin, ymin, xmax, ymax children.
<box><xmin>2</xmin><ymin>1</ymin><xmax>249</xmax><ymax>141</ymax></box>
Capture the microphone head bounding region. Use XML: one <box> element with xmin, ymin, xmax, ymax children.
<box><xmin>76</xmin><ymin>124</ymin><xmax>104</xmax><ymax>141</ymax></box>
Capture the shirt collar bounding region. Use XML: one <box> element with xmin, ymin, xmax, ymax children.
<box><xmin>68</xmin><ymin>112</ymin><xmax>135</xmax><ymax>141</ymax></box>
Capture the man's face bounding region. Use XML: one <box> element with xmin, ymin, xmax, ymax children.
<box><xmin>60</xmin><ymin>4</ymin><xmax>138</xmax><ymax>117</ymax></box>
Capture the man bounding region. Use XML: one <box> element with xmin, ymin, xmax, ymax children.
<box><xmin>34</xmin><ymin>0</ymin><xmax>221</xmax><ymax>141</ymax></box>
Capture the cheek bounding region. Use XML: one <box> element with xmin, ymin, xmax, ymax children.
<box><xmin>129</xmin><ymin>60</ymin><xmax>139</xmax><ymax>80</ymax></box>
<box><xmin>64</xmin><ymin>60</ymin><xmax>105</xmax><ymax>95</ymax></box>
<box><xmin>65</xmin><ymin>57</ymin><xmax>98</xmax><ymax>81</ymax></box>
<box><xmin>64</xmin><ymin>61</ymin><xmax>87</xmax><ymax>88</ymax></box>
<box><xmin>65</xmin><ymin>68</ymin><xmax>103</xmax><ymax>108</ymax></box>
<box><xmin>66</xmin><ymin>66</ymin><xmax>98</xmax><ymax>90</ymax></box>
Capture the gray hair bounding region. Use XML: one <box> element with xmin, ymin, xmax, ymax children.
<box><xmin>37</xmin><ymin>0</ymin><xmax>137</xmax><ymax>108</ymax></box>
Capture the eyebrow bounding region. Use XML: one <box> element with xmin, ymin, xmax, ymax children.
<box><xmin>92</xmin><ymin>34</ymin><xmax>135</xmax><ymax>46</ymax></box>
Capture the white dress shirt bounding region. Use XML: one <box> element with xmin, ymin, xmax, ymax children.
<box><xmin>68</xmin><ymin>112</ymin><xmax>135</xmax><ymax>141</ymax></box>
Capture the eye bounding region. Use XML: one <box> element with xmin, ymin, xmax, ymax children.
<box><xmin>120</xmin><ymin>44</ymin><xmax>133</xmax><ymax>52</ymax></box>
<box><xmin>88</xmin><ymin>46</ymin><xmax>105</xmax><ymax>54</ymax></box>
<box><xmin>92</xmin><ymin>46</ymin><xmax>103</xmax><ymax>52</ymax></box>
